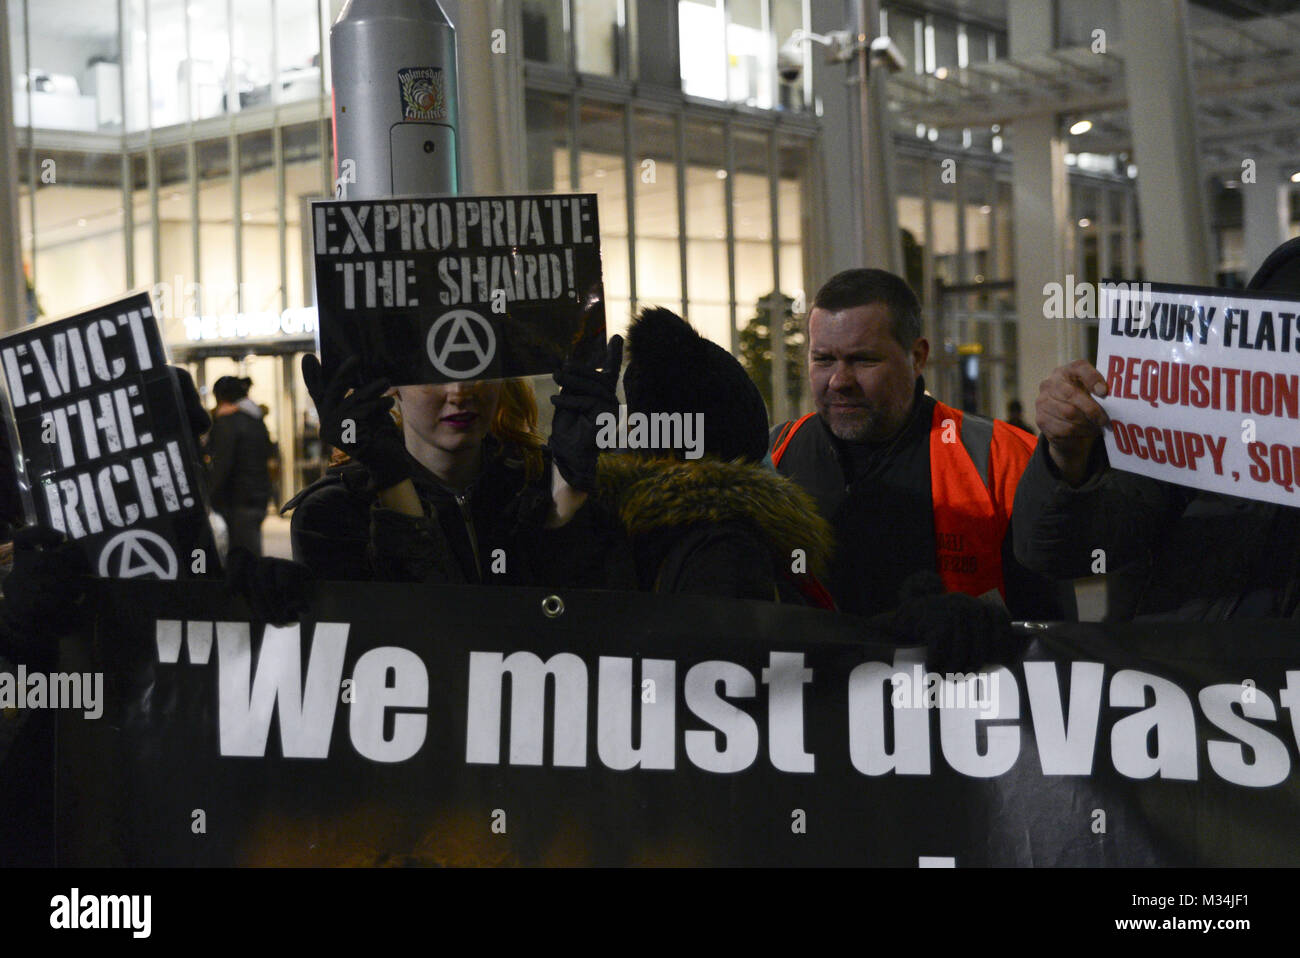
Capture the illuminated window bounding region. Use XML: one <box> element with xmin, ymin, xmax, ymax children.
<box><xmin>680</xmin><ymin>0</ymin><xmax>726</xmax><ymax>100</ymax></box>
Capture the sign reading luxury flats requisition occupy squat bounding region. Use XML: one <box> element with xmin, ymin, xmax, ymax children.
<box><xmin>0</xmin><ymin>292</ymin><xmax>214</xmax><ymax>579</ymax></box>
<box><xmin>1096</xmin><ymin>280</ymin><xmax>1300</xmax><ymax>508</ymax></box>
<box><xmin>312</xmin><ymin>193</ymin><xmax>607</xmax><ymax>386</ymax></box>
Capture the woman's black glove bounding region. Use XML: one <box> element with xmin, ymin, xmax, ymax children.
<box><xmin>549</xmin><ymin>335</ymin><xmax>623</xmax><ymax>493</ymax></box>
<box><xmin>224</xmin><ymin>547</ymin><xmax>315</xmax><ymax>625</ymax></box>
<box><xmin>1</xmin><ymin>525</ymin><xmax>94</xmax><ymax>664</ymax></box>
<box><xmin>877</xmin><ymin>572</ymin><xmax>1017</xmax><ymax>675</ymax></box>
<box><xmin>302</xmin><ymin>354</ymin><xmax>410</xmax><ymax>491</ymax></box>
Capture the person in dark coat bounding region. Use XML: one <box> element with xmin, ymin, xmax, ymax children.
<box><xmin>1012</xmin><ymin>236</ymin><xmax>1300</xmax><ymax>620</ymax></box>
<box><xmin>290</xmin><ymin>312</ymin><xmax>836</xmax><ymax>605</ymax></box>
<box><xmin>0</xmin><ymin>366</ymin><xmax>265</xmax><ymax>866</ymax></box>
<box><xmin>287</xmin><ymin>354</ymin><xmax>628</xmax><ymax>589</ymax></box>
<box><xmin>1006</xmin><ymin>399</ymin><xmax>1035</xmax><ymax>435</ymax></box>
<box><xmin>206</xmin><ymin>375</ymin><xmax>273</xmax><ymax>557</ymax></box>
<box><xmin>569</xmin><ymin>307</ymin><xmax>835</xmax><ymax>604</ymax></box>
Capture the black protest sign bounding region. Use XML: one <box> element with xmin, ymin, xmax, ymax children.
<box><xmin>0</xmin><ymin>293</ymin><xmax>213</xmax><ymax>579</ymax></box>
<box><xmin>58</xmin><ymin>580</ymin><xmax>1300</xmax><ymax>866</ymax></box>
<box><xmin>312</xmin><ymin>193</ymin><xmax>606</xmax><ymax>386</ymax></box>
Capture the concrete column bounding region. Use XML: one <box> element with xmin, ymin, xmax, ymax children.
<box><xmin>857</xmin><ymin>0</ymin><xmax>902</xmax><ymax>276</ymax></box>
<box><xmin>1009</xmin><ymin>0</ymin><xmax>1071</xmax><ymax>409</ymax></box>
<box><xmin>1118</xmin><ymin>0</ymin><xmax>1211</xmax><ymax>284</ymax></box>
<box><xmin>809</xmin><ymin>0</ymin><xmax>861</xmax><ymax>281</ymax></box>
<box><xmin>1242</xmin><ymin>162</ymin><xmax>1289</xmax><ymax>276</ymax></box>
<box><xmin>806</xmin><ymin>0</ymin><xmax>901</xmax><ymax>281</ymax></box>
<box><xmin>442</xmin><ymin>0</ymin><xmax>525</xmax><ymax>193</ymax></box>
<box><xmin>0</xmin><ymin>0</ymin><xmax>27</xmax><ymax>333</ymax></box>
<box><xmin>279</xmin><ymin>354</ymin><xmax>298</xmax><ymax>505</ymax></box>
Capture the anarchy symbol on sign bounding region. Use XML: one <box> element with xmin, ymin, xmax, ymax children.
<box><xmin>97</xmin><ymin>529</ymin><xmax>179</xmax><ymax>580</ymax></box>
<box><xmin>426</xmin><ymin>309</ymin><xmax>497</xmax><ymax>379</ymax></box>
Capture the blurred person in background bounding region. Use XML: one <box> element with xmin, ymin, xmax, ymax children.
<box><xmin>206</xmin><ymin>375</ymin><xmax>274</xmax><ymax>557</ymax></box>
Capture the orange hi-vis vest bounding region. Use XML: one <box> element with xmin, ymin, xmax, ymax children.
<box><xmin>769</xmin><ymin>399</ymin><xmax>1036</xmax><ymax>599</ymax></box>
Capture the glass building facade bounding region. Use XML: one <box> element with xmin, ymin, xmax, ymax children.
<box><xmin>13</xmin><ymin>0</ymin><xmax>1294</xmax><ymax>502</ymax></box>
<box><xmin>7</xmin><ymin>0</ymin><xmax>828</xmax><ymax>502</ymax></box>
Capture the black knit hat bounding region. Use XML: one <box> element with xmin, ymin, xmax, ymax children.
<box><xmin>1247</xmin><ymin>236</ymin><xmax>1300</xmax><ymax>294</ymax></box>
<box><xmin>622</xmin><ymin>307</ymin><xmax>769</xmax><ymax>463</ymax></box>
<box><xmin>213</xmin><ymin>375</ymin><xmax>252</xmax><ymax>404</ymax></box>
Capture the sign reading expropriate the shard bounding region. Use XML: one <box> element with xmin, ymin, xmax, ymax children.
<box><xmin>313</xmin><ymin>193</ymin><xmax>607</xmax><ymax>386</ymax></box>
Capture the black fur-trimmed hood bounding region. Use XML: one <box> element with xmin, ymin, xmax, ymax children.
<box><xmin>595</xmin><ymin>454</ymin><xmax>834</xmax><ymax>578</ymax></box>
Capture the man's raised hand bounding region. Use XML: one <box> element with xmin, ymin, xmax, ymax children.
<box><xmin>1036</xmin><ymin>359</ymin><xmax>1110</xmax><ymax>486</ymax></box>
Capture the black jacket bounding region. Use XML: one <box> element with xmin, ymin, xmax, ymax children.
<box><xmin>206</xmin><ymin>403</ymin><xmax>272</xmax><ymax>512</ymax></box>
<box><xmin>770</xmin><ymin>383</ymin><xmax>1063</xmax><ymax>619</ymax></box>
<box><xmin>586</xmin><ymin>453</ymin><xmax>834</xmax><ymax>604</ymax></box>
<box><xmin>286</xmin><ymin>447</ymin><xmax>835</xmax><ymax>605</ymax></box>
<box><xmin>284</xmin><ymin>440</ymin><xmax>625</xmax><ymax>589</ymax></box>
<box><xmin>1013</xmin><ymin>438</ymin><xmax>1300</xmax><ymax>620</ymax></box>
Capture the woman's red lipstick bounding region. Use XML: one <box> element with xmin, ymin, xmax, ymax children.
<box><xmin>441</xmin><ymin>411</ymin><xmax>478</xmax><ymax>430</ymax></box>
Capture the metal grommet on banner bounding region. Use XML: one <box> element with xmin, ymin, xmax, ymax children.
<box><xmin>541</xmin><ymin>595</ymin><xmax>565</xmax><ymax>618</ymax></box>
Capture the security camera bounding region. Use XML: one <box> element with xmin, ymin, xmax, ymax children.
<box><xmin>869</xmin><ymin>35</ymin><xmax>906</xmax><ymax>74</ymax></box>
<box><xmin>778</xmin><ymin>40</ymin><xmax>804</xmax><ymax>84</ymax></box>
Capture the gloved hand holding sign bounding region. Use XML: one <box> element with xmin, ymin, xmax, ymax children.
<box><xmin>549</xmin><ymin>335</ymin><xmax>624</xmax><ymax>494</ymax></box>
<box><xmin>302</xmin><ymin>354</ymin><xmax>411</xmax><ymax>493</ymax></box>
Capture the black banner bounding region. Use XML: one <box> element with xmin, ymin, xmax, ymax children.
<box><xmin>312</xmin><ymin>193</ymin><xmax>606</xmax><ymax>386</ymax></box>
<box><xmin>58</xmin><ymin>581</ymin><xmax>1300</xmax><ymax>866</ymax></box>
<box><xmin>0</xmin><ymin>294</ymin><xmax>212</xmax><ymax>579</ymax></box>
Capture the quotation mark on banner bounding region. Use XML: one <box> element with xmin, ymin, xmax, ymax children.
<box><xmin>155</xmin><ymin>619</ymin><xmax>214</xmax><ymax>664</ymax></box>
<box><xmin>152</xmin><ymin>619</ymin><xmax>429</xmax><ymax>762</ymax></box>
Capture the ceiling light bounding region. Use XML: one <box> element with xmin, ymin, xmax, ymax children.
<box><xmin>1291</xmin><ymin>171</ymin><xmax>1300</xmax><ymax>183</ymax></box>
<box><xmin>1078</xmin><ymin>218</ymin><xmax>1091</xmax><ymax>228</ymax></box>
<box><xmin>715</xmin><ymin>169</ymin><xmax>728</xmax><ymax>179</ymax></box>
<box><xmin>979</xmin><ymin>205</ymin><xmax>991</xmax><ymax>214</ymax></box>
<box><xmin>1069</xmin><ymin>119</ymin><xmax>1092</xmax><ymax>135</ymax></box>
<box><xmin>934</xmin><ymin>67</ymin><xmax>948</xmax><ymax>79</ymax></box>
